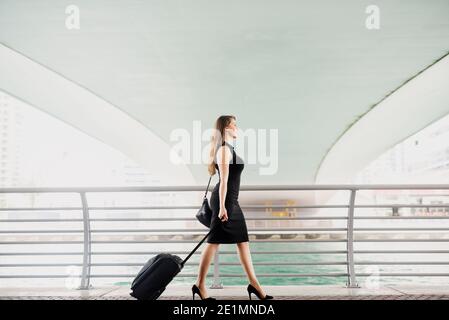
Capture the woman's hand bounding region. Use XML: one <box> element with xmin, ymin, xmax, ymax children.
<box><xmin>218</xmin><ymin>207</ymin><xmax>228</xmax><ymax>222</ymax></box>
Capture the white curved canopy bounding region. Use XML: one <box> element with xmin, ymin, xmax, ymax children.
<box><xmin>316</xmin><ymin>54</ymin><xmax>449</xmax><ymax>184</ymax></box>
<box><xmin>1</xmin><ymin>0</ymin><xmax>449</xmax><ymax>184</ymax></box>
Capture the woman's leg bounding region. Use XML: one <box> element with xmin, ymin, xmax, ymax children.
<box><xmin>236</xmin><ymin>241</ymin><xmax>267</xmax><ymax>297</ymax></box>
<box><xmin>195</xmin><ymin>243</ymin><xmax>219</xmax><ymax>297</ymax></box>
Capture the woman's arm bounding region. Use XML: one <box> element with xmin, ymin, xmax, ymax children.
<box><xmin>216</xmin><ymin>145</ymin><xmax>232</xmax><ymax>221</ymax></box>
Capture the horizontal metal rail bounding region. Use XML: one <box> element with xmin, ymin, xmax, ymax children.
<box><xmin>0</xmin><ymin>207</ymin><xmax>82</xmax><ymax>211</ymax></box>
<box><xmin>354</xmin><ymin>261</ymin><xmax>449</xmax><ymax>265</ymax></box>
<box><xmin>0</xmin><ymin>217</ymin><xmax>350</xmax><ymax>222</ymax></box>
<box><xmin>2</xmin><ymin>249</ymin><xmax>449</xmax><ymax>256</ymax></box>
<box><xmin>1</xmin><ymin>204</ymin><xmax>448</xmax><ymax>211</ymax></box>
<box><xmin>0</xmin><ymin>228</ymin><xmax>348</xmax><ymax>234</ymax></box>
<box><xmin>4</xmin><ymin>239</ymin><xmax>449</xmax><ymax>245</ymax></box>
<box><xmin>2</xmin><ymin>261</ymin><xmax>449</xmax><ymax>268</ymax></box>
<box><xmin>3</xmin><ymin>227</ymin><xmax>449</xmax><ymax>234</ymax></box>
<box><xmin>0</xmin><ymin>273</ymin><xmax>351</xmax><ymax>278</ymax></box>
<box><xmin>3</xmin><ymin>239</ymin><xmax>449</xmax><ymax>248</ymax></box>
<box><xmin>1</xmin><ymin>184</ymin><xmax>449</xmax><ymax>288</ymax></box>
<box><xmin>355</xmin><ymin>250</ymin><xmax>449</xmax><ymax>254</ymax></box>
<box><xmin>0</xmin><ymin>240</ymin><xmax>348</xmax><ymax>245</ymax></box>
<box><xmin>2</xmin><ymin>273</ymin><xmax>449</xmax><ymax>279</ymax></box>
<box><xmin>1</xmin><ymin>184</ymin><xmax>449</xmax><ymax>193</ymax></box>
<box><xmin>2</xmin><ymin>216</ymin><xmax>449</xmax><ymax>223</ymax></box>
<box><xmin>0</xmin><ymin>261</ymin><xmax>350</xmax><ymax>267</ymax></box>
<box><xmin>0</xmin><ymin>250</ymin><xmax>349</xmax><ymax>256</ymax></box>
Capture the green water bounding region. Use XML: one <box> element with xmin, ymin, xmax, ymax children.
<box><xmin>180</xmin><ymin>242</ymin><xmax>347</xmax><ymax>286</ymax></box>
<box><xmin>114</xmin><ymin>242</ymin><xmax>348</xmax><ymax>287</ymax></box>
<box><xmin>113</xmin><ymin>241</ymin><xmax>449</xmax><ymax>288</ymax></box>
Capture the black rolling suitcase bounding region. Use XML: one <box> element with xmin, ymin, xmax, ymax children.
<box><xmin>130</xmin><ymin>228</ymin><xmax>214</xmax><ymax>300</ymax></box>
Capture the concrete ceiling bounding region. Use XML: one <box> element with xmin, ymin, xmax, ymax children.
<box><xmin>1</xmin><ymin>0</ymin><xmax>449</xmax><ymax>185</ymax></box>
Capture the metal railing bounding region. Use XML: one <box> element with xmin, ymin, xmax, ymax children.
<box><xmin>1</xmin><ymin>184</ymin><xmax>449</xmax><ymax>289</ymax></box>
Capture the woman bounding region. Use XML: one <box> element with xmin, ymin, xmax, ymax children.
<box><xmin>192</xmin><ymin>115</ymin><xmax>273</xmax><ymax>300</ymax></box>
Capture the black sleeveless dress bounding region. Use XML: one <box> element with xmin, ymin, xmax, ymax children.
<box><xmin>207</xmin><ymin>141</ymin><xmax>249</xmax><ymax>243</ymax></box>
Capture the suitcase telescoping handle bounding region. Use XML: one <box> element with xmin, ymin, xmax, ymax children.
<box><xmin>181</xmin><ymin>224</ymin><xmax>218</xmax><ymax>267</ymax></box>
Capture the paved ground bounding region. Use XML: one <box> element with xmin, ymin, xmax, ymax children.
<box><xmin>1</xmin><ymin>285</ymin><xmax>449</xmax><ymax>300</ymax></box>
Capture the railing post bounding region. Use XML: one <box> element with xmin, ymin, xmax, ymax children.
<box><xmin>346</xmin><ymin>189</ymin><xmax>359</xmax><ymax>288</ymax></box>
<box><xmin>79</xmin><ymin>192</ymin><xmax>92</xmax><ymax>289</ymax></box>
<box><xmin>210</xmin><ymin>248</ymin><xmax>223</xmax><ymax>289</ymax></box>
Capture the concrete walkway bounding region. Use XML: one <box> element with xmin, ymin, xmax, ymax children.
<box><xmin>1</xmin><ymin>285</ymin><xmax>449</xmax><ymax>300</ymax></box>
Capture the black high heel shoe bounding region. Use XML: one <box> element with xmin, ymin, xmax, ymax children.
<box><xmin>247</xmin><ymin>284</ymin><xmax>273</xmax><ymax>300</ymax></box>
<box><xmin>192</xmin><ymin>284</ymin><xmax>216</xmax><ymax>300</ymax></box>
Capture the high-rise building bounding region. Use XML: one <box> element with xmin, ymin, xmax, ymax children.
<box><xmin>356</xmin><ymin>114</ymin><xmax>449</xmax><ymax>184</ymax></box>
<box><xmin>0</xmin><ymin>92</ymin><xmax>24</xmax><ymax>188</ymax></box>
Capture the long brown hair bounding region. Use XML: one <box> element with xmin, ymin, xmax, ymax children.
<box><xmin>208</xmin><ymin>115</ymin><xmax>236</xmax><ymax>176</ymax></box>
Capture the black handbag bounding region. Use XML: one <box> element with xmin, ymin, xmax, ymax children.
<box><xmin>195</xmin><ymin>175</ymin><xmax>213</xmax><ymax>228</ymax></box>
